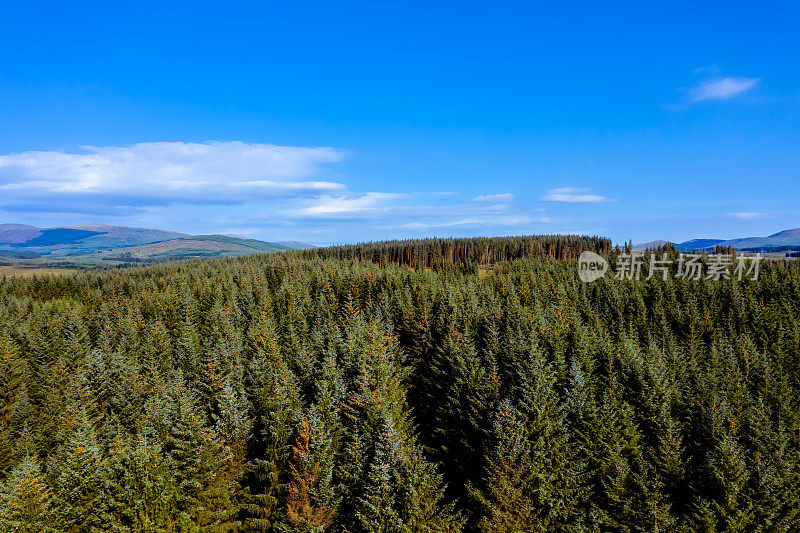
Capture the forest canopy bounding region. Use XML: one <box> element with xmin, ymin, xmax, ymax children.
<box><xmin>1</xmin><ymin>235</ymin><xmax>799</xmax><ymax>532</ymax></box>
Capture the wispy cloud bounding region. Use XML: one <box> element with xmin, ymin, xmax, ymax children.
<box><xmin>689</xmin><ymin>77</ymin><xmax>759</xmax><ymax>102</ymax></box>
<box><xmin>474</xmin><ymin>193</ymin><xmax>514</xmax><ymax>202</ymax></box>
<box><xmin>394</xmin><ymin>215</ymin><xmax>549</xmax><ymax>230</ymax></box>
<box><xmin>275</xmin><ymin>190</ymin><xmax>552</xmax><ymax>239</ymax></box>
<box><xmin>727</xmin><ymin>211</ymin><xmax>767</xmax><ymax>220</ymax></box>
<box><xmin>285</xmin><ymin>192</ymin><xmax>405</xmax><ymax>217</ymax></box>
<box><xmin>540</xmin><ymin>187</ymin><xmax>610</xmax><ymax>203</ymax></box>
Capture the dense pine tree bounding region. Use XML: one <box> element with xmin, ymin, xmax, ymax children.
<box><xmin>0</xmin><ymin>455</ymin><xmax>59</xmax><ymax>532</ymax></box>
<box><xmin>0</xmin><ymin>236</ymin><xmax>798</xmax><ymax>530</ymax></box>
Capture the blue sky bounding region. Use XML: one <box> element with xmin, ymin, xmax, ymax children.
<box><xmin>1</xmin><ymin>1</ymin><xmax>798</xmax><ymax>245</ymax></box>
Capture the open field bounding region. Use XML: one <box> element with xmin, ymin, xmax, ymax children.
<box><xmin>0</xmin><ymin>265</ymin><xmax>82</xmax><ymax>277</ymax></box>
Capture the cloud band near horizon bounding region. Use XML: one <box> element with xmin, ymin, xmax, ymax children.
<box><xmin>0</xmin><ymin>141</ymin><xmax>565</xmax><ymax>241</ymax></box>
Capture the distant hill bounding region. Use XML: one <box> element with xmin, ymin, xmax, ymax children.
<box><xmin>278</xmin><ymin>241</ymin><xmax>316</xmax><ymax>249</ymax></box>
<box><xmin>721</xmin><ymin>228</ymin><xmax>800</xmax><ymax>251</ymax></box>
<box><xmin>64</xmin><ymin>223</ymin><xmax>189</xmax><ymax>246</ymax></box>
<box><xmin>0</xmin><ymin>223</ymin><xmax>188</xmax><ymax>254</ymax></box>
<box><xmin>97</xmin><ymin>235</ymin><xmax>290</xmax><ymax>262</ymax></box>
<box><xmin>0</xmin><ymin>223</ymin><xmax>42</xmax><ymax>243</ymax></box>
<box><xmin>185</xmin><ymin>234</ymin><xmax>289</xmax><ymax>252</ymax></box>
<box><xmin>631</xmin><ymin>240</ymin><xmax>669</xmax><ymax>251</ymax></box>
<box><xmin>633</xmin><ymin>228</ymin><xmax>800</xmax><ymax>253</ymax></box>
<box><xmin>675</xmin><ymin>239</ymin><xmax>725</xmax><ymax>252</ymax></box>
<box><xmin>10</xmin><ymin>228</ymin><xmax>106</xmax><ymax>247</ymax></box>
<box><xmin>0</xmin><ymin>223</ymin><xmax>290</xmax><ymax>265</ymax></box>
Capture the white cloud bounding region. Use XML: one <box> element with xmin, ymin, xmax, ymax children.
<box><xmin>0</xmin><ymin>140</ymin><xmax>554</xmax><ymax>242</ymax></box>
<box><xmin>474</xmin><ymin>193</ymin><xmax>514</xmax><ymax>202</ymax></box>
<box><xmin>0</xmin><ymin>141</ymin><xmax>345</xmax><ymax>200</ymax></box>
<box><xmin>395</xmin><ymin>215</ymin><xmax>546</xmax><ymax>230</ymax></box>
<box><xmin>286</xmin><ymin>192</ymin><xmax>406</xmax><ymax>216</ymax></box>
<box><xmin>689</xmin><ymin>77</ymin><xmax>759</xmax><ymax>102</ymax></box>
<box><xmin>727</xmin><ymin>211</ymin><xmax>767</xmax><ymax>220</ymax></box>
<box><xmin>540</xmin><ymin>187</ymin><xmax>610</xmax><ymax>203</ymax></box>
<box><xmin>281</xmin><ymin>190</ymin><xmax>550</xmax><ymax>236</ymax></box>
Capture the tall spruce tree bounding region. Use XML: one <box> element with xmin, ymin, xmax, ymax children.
<box><xmin>0</xmin><ymin>455</ymin><xmax>59</xmax><ymax>533</ymax></box>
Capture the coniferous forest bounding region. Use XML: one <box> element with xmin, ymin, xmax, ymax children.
<box><xmin>2</xmin><ymin>235</ymin><xmax>800</xmax><ymax>532</ymax></box>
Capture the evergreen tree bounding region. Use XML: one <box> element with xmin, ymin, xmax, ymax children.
<box><xmin>471</xmin><ymin>401</ymin><xmax>537</xmax><ymax>533</ymax></box>
<box><xmin>240</xmin><ymin>344</ymin><xmax>302</xmax><ymax>531</ymax></box>
<box><xmin>54</xmin><ymin>412</ymin><xmax>109</xmax><ymax>532</ymax></box>
<box><xmin>104</xmin><ymin>430</ymin><xmax>177</xmax><ymax>532</ymax></box>
<box><xmin>0</xmin><ymin>331</ymin><xmax>26</xmax><ymax>475</ymax></box>
<box><xmin>163</xmin><ymin>382</ymin><xmax>238</xmax><ymax>531</ymax></box>
<box><xmin>285</xmin><ymin>418</ymin><xmax>334</xmax><ymax>532</ymax></box>
<box><xmin>0</xmin><ymin>455</ymin><xmax>59</xmax><ymax>533</ymax></box>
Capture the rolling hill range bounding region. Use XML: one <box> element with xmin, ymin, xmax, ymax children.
<box><xmin>0</xmin><ymin>223</ymin><xmax>301</xmax><ymax>266</ymax></box>
<box><xmin>634</xmin><ymin>228</ymin><xmax>800</xmax><ymax>252</ymax></box>
<box><xmin>720</xmin><ymin>228</ymin><xmax>800</xmax><ymax>251</ymax></box>
<box><xmin>0</xmin><ymin>223</ymin><xmax>188</xmax><ymax>253</ymax></box>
